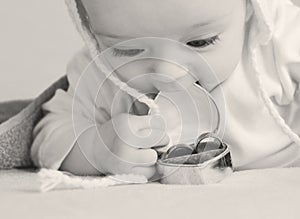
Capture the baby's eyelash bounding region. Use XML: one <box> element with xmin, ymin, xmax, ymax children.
<box><xmin>112</xmin><ymin>48</ymin><xmax>144</xmax><ymax>57</ymax></box>
<box><xmin>186</xmin><ymin>35</ymin><xmax>220</xmax><ymax>48</ymax></box>
<box><xmin>111</xmin><ymin>36</ymin><xmax>220</xmax><ymax>57</ymax></box>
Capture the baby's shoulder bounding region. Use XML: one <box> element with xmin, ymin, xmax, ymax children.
<box><xmin>65</xmin><ymin>46</ymin><xmax>104</xmax><ymax>90</ymax></box>
<box><xmin>66</xmin><ymin>46</ymin><xmax>95</xmax><ymax>75</ymax></box>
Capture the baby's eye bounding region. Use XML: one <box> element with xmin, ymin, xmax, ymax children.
<box><xmin>112</xmin><ymin>48</ymin><xmax>145</xmax><ymax>57</ymax></box>
<box><xmin>186</xmin><ymin>36</ymin><xmax>220</xmax><ymax>49</ymax></box>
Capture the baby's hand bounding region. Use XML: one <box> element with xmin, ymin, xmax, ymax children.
<box><xmin>98</xmin><ymin>113</ymin><xmax>169</xmax><ymax>179</ymax></box>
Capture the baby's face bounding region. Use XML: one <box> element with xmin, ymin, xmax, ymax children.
<box><xmin>81</xmin><ymin>0</ymin><xmax>248</xmax><ymax>93</ymax></box>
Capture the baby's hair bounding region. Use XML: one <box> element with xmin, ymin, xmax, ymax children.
<box><xmin>65</xmin><ymin>0</ymin><xmax>160</xmax><ymax>114</ymax></box>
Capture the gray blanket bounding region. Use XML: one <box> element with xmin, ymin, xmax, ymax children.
<box><xmin>0</xmin><ymin>76</ymin><xmax>68</xmax><ymax>169</ymax></box>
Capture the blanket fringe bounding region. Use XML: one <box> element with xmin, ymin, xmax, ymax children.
<box><xmin>37</xmin><ymin>168</ymin><xmax>148</xmax><ymax>192</ymax></box>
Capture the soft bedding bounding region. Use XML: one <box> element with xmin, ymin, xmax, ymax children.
<box><xmin>1</xmin><ymin>168</ymin><xmax>300</xmax><ymax>219</ymax></box>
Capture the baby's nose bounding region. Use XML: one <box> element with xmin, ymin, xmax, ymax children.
<box><xmin>145</xmin><ymin>42</ymin><xmax>209</xmax><ymax>91</ymax></box>
<box><xmin>145</xmin><ymin>45</ymin><xmax>196</xmax><ymax>91</ymax></box>
<box><xmin>148</xmin><ymin>61</ymin><xmax>196</xmax><ymax>92</ymax></box>
<box><xmin>149</xmin><ymin>59</ymin><xmax>189</xmax><ymax>80</ymax></box>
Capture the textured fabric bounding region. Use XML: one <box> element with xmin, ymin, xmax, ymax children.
<box><xmin>0</xmin><ymin>100</ymin><xmax>31</xmax><ymax>124</ymax></box>
<box><xmin>0</xmin><ymin>76</ymin><xmax>69</xmax><ymax>169</ymax></box>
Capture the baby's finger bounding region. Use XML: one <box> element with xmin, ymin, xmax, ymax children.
<box><xmin>133</xmin><ymin>148</ymin><xmax>158</xmax><ymax>165</ymax></box>
<box><xmin>113</xmin><ymin>115</ymin><xmax>169</xmax><ymax>149</ymax></box>
<box><xmin>118</xmin><ymin>127</ymin><xmax>169</xmax><ymax>149</ymax></box>
<box><xmin>114</xmin><ymin>113</ymin><xmax>166</xmax><ymax>132</ymax></box>
<box><xmin>112</xmin><ymin>140</ymin><xmax>158</xmax><ymax>166</ymax></box>
<box><xmin>135</xmin><ymin>128</ymin><xmax>170</xmax><ymax>149</ymax></box>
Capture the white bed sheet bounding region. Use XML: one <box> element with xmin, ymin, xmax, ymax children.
<box><xmin>1</xmin><ymin>168</ymin><xmax>300</xmax><ymax>219</ymax></box>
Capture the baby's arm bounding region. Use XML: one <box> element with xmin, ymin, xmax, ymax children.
<box><xmin>31</xmin><ymin>48</ymin><xmax>169</xmax><ymax>178</ymax></box>
<box><xmin>60</xmin><ymin>112</ymin><xmax>168</xmax><ymax>178</ymax></box>
<box><xmin>31</xmin><ymin>88</ymin><xmax>101</xmax><ymax>175</ymax></box>
<box><xmin>31</xmin><ymin>84</ymin><xmax>167</xmax><ymax>178</ymax></box>
<box><xmin>31</xmin><ymin>48</ymin><xmax>106</xmax><ymax>175</ymax></box>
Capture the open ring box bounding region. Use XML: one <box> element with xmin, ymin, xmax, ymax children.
<box><xmin>156</xmin><ymin>133</ymin><xmax>233</xmax><ymax>185</ymax></box>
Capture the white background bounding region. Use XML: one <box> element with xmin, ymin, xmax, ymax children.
<box><xmin>0</xmin><ymin>0</ymin><xmax>299</xmax><ymax>101</ymax></box>
<box><xmin>0</xmin><ymin>0</ymin><xmax>82</xmax><ymax>101</ymax></box>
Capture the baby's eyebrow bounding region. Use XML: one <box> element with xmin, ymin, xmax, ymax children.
<box><xmin>186</xmin><ymin>11</ymin><xmax>233</xmax><ymax>31</ymax></box>
<box><xmin>97</xmin><ymin>11</ymin><xmax>232</xmax><ymax>40</ymax></box>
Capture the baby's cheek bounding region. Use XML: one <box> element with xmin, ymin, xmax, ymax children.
<box><xmin>204</xmin><ymin>10</ymin><xmax>246</xmax><ymax>85</ymax></box>
<box><xmin>203</xmin><ymin>37</ymin><xmax>244</xmax><ymax>85</ymax></box>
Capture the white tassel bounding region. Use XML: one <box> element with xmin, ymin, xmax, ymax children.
<box><xmin>250</xmin><ymin>43</ymin><xmax>300</xmax><ymax>146</ymax></box>
<box><xmin>38</xmin><ymin>168</ymin><xmax>148</xmax><ymax>192</ymax></box>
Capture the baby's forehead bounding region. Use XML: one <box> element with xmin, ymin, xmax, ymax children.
<box><xmin>81</xmin><ymin>0</ymin><xmax>240</xmax><ymax>38</ymax></box>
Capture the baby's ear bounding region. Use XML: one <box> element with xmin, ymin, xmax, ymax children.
<box><xmin>245</xmin><ymin>0</ymin><xmax>253</xmax><ymax>22</ymax></box>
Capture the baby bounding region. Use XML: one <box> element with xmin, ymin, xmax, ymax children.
<box><xmin>31</xmin><ymin>0</ymin><xmax>300</xmax><ymax>179</ymax></box>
